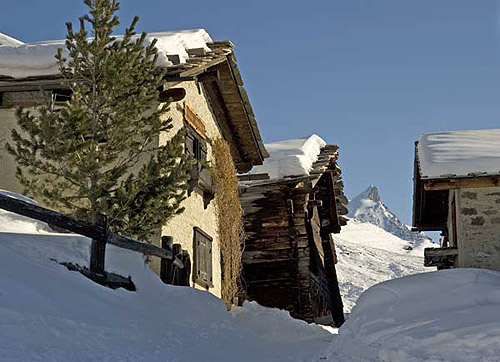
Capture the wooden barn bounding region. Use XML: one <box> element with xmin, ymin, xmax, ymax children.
<box><xmin>238</xmin><ymin>135</ymin><xmax>348</xmax><ymax>326</ymax></box>
<box><xmin>413</xmin><ymin>129</ymin><xmax>500</xmax><ymax>271</ymax></box>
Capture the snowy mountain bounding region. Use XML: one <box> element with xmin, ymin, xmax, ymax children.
<box><xmin>348</xmin><ymin>185</ymin><xmax>432</xmax><ymax>247</ymax></box>
<box><xmin>334</xmin><ymin>185</ymin><xmax>436</xmax><ymax>312</ymax></box>
<box><xmin>334</xmin><ymin>220</ymin><xmax>434</xmax><ymax>312</ymax></box>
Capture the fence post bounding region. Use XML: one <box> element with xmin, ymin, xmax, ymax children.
<box><xmin>90</xmin><ymin>213</ymin><xmax>107</xmax><ymax>275</ymax></box>
<box><xmin>160</xmin><ymin>236</ymin><xmax>173</xmax><ymax>283</ymax></box>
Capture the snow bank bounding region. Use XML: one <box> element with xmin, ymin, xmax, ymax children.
<box><xmin>418</xmin><ymin>129</ymin><xmax>500</xmax><ymax>179</ymax></box>
<box><xmin>0</xmin><ymin>29</ymin><xmax>212</xmax><ymax>78</ymax></box>
<box><xmin>327</xmin><ymin>269</ymin><xmax>500</xmax><ymax>362</ymax></box>
<box><xmin>0</xmin><ymin>191</ymin><xmax>331</xmax><ymax>361</ymax></box>
<box><xmin>246</xmin><ymin>134</ymin><xmax>326</xmax><ymax>180</ymax></box>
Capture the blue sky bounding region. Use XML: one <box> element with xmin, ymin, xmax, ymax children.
<box><xmin>2</xmin><ymin>0</ymin><xmax>500</xmax><ymax>226</ymax></box>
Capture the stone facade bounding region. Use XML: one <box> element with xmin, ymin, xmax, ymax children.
<box><xmin>448</xmin><ymin>187</ymin><xmax>500</xmax><ymax>270</ymax></box>
<box><xmin>0</xmin><ymin>80</ymin><xmax>227</xmax><ymax>297</ymax></box>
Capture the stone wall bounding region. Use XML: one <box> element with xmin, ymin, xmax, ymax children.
<box><xmin>451</xmin><ymin>187</ymin><xmax>500</xmax><ymax>270</ymax></box>
<box><xmin>156</xmin><ymin>81</ymin><xmax>223</xmax><ymax>297</ymax></box>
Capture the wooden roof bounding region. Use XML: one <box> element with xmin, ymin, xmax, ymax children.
<box><xmin>240</xmin><ymin>144</ymin><xmax>348</xmax><ymax>227</ymax></box>
<box><xmin>0</xmin><ymin>41</ymin><xmax>268</xmax><ymax>172</ymax></box>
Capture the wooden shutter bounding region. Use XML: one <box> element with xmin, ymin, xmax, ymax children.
<box><xmin>199</xmin><ymin>140</ymin><xmax>208</xmax><ymax>161</ymax></box>
<box><xmin>185</xmin><ymin>131</ymin><xmax>195</xmax><ymax>157</ymax></box>
<box><xmin>194</xmin><ymin>227</ymin><xmax>213</xmax><ymax>288</ymax></box>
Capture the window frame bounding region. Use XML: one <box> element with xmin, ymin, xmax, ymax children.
<box><xmin>193</xmin><ymin>227</ymin><xmax>213</xmax><ymax>289</ymax></box>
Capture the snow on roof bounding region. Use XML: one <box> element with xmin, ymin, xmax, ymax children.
<box><xmin>0</xmin><ymin>32</ymin><xmax>24</xmax><ymax>47</ymax></box>
<box><xmin>246</xmin><ymin>134</ymin><xmax>326</xmax><ymax>180</ymax></box>
<box><xmin>0</xmin><ymin>29</ymin><xmax>212</xmax><ymax>78</ymax></box>
<box><xmin>417</xmin><ymin>129</ymin><xmax>500</xmax><ymax>179</ymax></box>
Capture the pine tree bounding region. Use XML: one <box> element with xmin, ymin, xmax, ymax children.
<box><xmin>7</xmin><ymin>0</ymin><xmax>193</xmax><ymax>240</ymax></box>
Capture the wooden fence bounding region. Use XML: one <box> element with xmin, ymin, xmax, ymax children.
<box><xmin>0</xmin><ymin>194</ymin><xmax>182</xmax><ymax>287</ymax></box>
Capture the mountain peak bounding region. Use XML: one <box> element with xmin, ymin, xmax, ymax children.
<box><xmin>362</xmin><ymin>185</ymin><xmax>380</xmax><ymax>202</ymax></box>
<box><xmin>348</xmin><ymin>185</ymin><xmax>431</xmax><ymax>246</ymax></box>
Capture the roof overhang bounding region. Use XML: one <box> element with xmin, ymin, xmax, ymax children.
<box><xmin>0</xmin><ymin>41</ymin><xmax>268</xmax><ymax>173</ymax></box>
<box><xmin>413</xmin><ymin>141</ymin><xmax>449</xmax><ymax>232</ymax></box>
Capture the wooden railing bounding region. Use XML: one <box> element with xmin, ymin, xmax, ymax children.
<box><xmin>0</xmin><ymin>194</ymin><xmax>182</xmax><ymax>285</ymax></box>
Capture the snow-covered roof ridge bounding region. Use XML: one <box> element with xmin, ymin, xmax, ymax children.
<box><xmin>417</xmin><ymin>128</ymin><xmax>500</xmax><ymax>179</ymax></box>
<box><xmin>246</xmin><ymin>134</ymin><xmax>327</xmax><ymax>180</ymax></box>
<box><xmin>0</xmin><ymin>29</ymin><xmax>213</xmax><ymax>78</ymax></box>
<box><xmin>0</xmin><ymin>32</ymin><xmax>24</xmax><ymax>47</ymax></box>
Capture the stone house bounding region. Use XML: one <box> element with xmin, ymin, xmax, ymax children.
<box><xmin>0</xmin><ymin>29</ymin><xmax>268</xmax><ymax>298</ymax></box>
<box><xmin>238</xmin><ymin>135</ymin><xmax>348</xmax><ymax>326</ymax></box>
<box><xmin>413</xmin><ymin>129</ymin><xmax>500</xmax><ymax>270</ymax></box>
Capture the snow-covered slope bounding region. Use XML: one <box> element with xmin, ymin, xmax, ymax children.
<box><xmin>334</xmin><ymin>220</ymin><xmax>433</xmax><ymax>312</ymax></box>
<box><xmin>0</xmin><ymin>192</ymin><xmax>331</xmax><ymax>362</ymax></box>
<box><xmin>335</xmin><ymin>186</ymin><xmax>435</xmax><ymax>312</ymax></box>
<box><xmin>348</xmin><ymin>185</ymin><xmax>431</xmax><ymax>247</ymax></box>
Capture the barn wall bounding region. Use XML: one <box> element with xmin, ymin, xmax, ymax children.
<box><xmin>455</xmin><ymin>187</ymin><xmax>500</xmax><ymax>270</ymax></box>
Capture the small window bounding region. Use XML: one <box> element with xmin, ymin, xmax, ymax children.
<box><xmin>185</xmin><ymin>124</ymin><xmax>207</xmax><ymax>161</ymax></box>
<box><xmin>193</xmin><ymin>227</ymin><xmax>213</xmax><ymax>289</ymax></box>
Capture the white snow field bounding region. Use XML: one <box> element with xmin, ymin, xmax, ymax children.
<box><xmin>337</xmin><ymin>185</ymin><xmax>435</xmax><ymax>312</ymax></box>
<box><xmin>0</xmin><ymin>192</ymin><xmax>332</xmax><ymax>362</ymax></box>
<box><xmin>334</xmin><ymin>220</ymin><xmax>433</xmax><ymax>312</ymax></box>
<box><xmin>323</xmin><ymin>269</ymin><xmax>500</xmax><ymax>362</ymax></box>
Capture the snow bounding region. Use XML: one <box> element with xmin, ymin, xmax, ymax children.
<box><xmin>334</xmin><ymin>220</ymin><xmax>433</xmax><ymax>312</ymax></box>
<box><xmin>245</xmin><ymin>134</ymin><xmax>326</xmax><ymax>180</ymax></box>
<box><xmin>338</xmin><ymin>186</ymin><xmax>435</xmax><ymax>312</ymax></box>
<box><xmin>418</xmin><ymin>128</ymin><xmax>500</xmax><ymax>179</ymax></box>
<box><xmin>325</xmin><ymin>269</ymin><xmax>500</xmax><ymax>362</ymax></box>
<box><xmin>0</xmin><ymin>32</ymin><xmax>23</xmax><ymax>47</ymax></box>
<box><xmin>0</xmin><ymin>29</ymin><xmax>212</xmax><ymax>78</ymax></box>
<box><xmin>0</xmin><ymin>189</ymin><xmax>52</xmax><ymax>233</ymax></box>
<box><xmin>2</xmin><ymin>189</ymin><xmax>499</xmax><ymax>362</ymax></box>
<box><xmin>0</xmin><ymin>191</ymin><xmax>331</xmax><ymax>361</ymax></box>
<box><xmin>348</xmin><ymin>185</ymin><xmax>432</xmax><ymax>245</ymax></box>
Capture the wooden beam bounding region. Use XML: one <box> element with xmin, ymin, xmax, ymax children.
<box><xmin>0</xmin><ymin>194</ymin><xmax>174</xmax><ymax>261</ymax></box>
<box><xmin>159</xmin><ymin>88</ymin><xmax>186</xmax><ymax>102</ymax></box>
<box><xmin>424</xmin><ymin>176</ymin><xmax>500</xmax><ymax>191</ymax></box>
<box><xmin>424</xmin><ymin>247</ymin><xmax>458</xmax><ymax>267</ymax></box>
<box><xmin>237</xmin><ymin>173</ymin><xmax>270</xmax><ymax>182</ymax></box>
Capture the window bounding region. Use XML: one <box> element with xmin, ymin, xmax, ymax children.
<box><xmin>193</xmin><ymin>227</ymin><xmax>213</xmax><ymax>289</ymax></box>
<box><xmin>185</xmin><ymin>124</ymin><xmax>207</xmax><ymax>161</ymax></box>
<box><xmin>184</xmin><ymin>102</ymin><xmax>208</xmax><ymax>161</ymax></box>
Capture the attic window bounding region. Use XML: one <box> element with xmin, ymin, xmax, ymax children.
<box><xmin>193</xmin><ymin>227</ymin><xmax>213</xmax><ymax>289</ymax></box>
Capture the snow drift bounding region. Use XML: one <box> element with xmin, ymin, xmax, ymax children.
<box><xmin>0</xmin><ymin>191</ymin><xmax>331</xmax><ymax>362</ymax></box>
<box><xmin>327</xmin><ymin>269</ymin><xmax>500</xmax><ymax>362</ymax></box>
